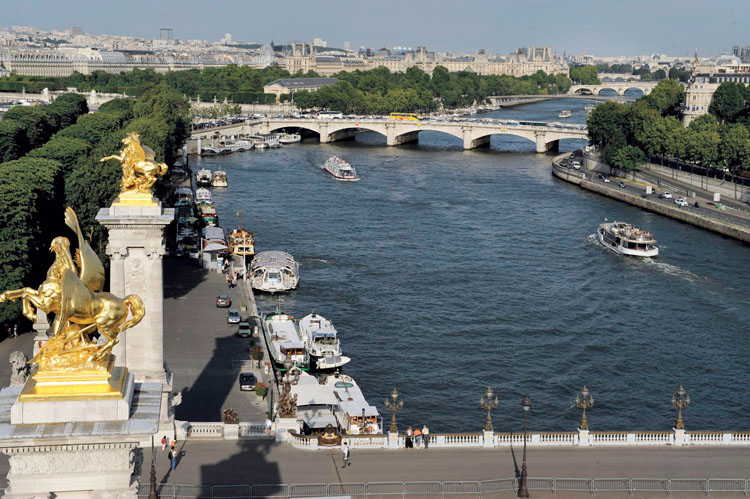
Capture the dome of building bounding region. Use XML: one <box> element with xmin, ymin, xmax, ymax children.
<box><xmin>716</xmin><ymin>55</ymin><xmax>741</xmax><ymax>66</ymax></box>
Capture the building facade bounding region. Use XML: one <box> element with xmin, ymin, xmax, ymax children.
<box><xmin>263</xmin><ymin>77</ymin><xmax>339</xmax><ymax>102</ymax></box>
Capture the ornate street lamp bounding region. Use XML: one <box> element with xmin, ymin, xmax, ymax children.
<box><xmin>575</xmin><ymin>385</ymin><xmax>594</xmax><ymax>430</ymax></box>
<box><xmin>358</xmin><ymin>407</ymin><xmax>367</xmax><ymax>434</ymax></box>
<box><xmin>518</xmin><ymin>394</ymin><xmax>531</xmax><ymax>498</ymax></box>
<box><xmin>384</xmin><ymin>387</ymin><xmax>404</xmax><ymax>433</ymax></box>
<box><xmin>479</xmin><ymin>386</ymin><xmax>499</xmax><ymax>432</ymax></box>
<box><xmin>671</xmin><ymin>384</ymin><xmax>690</xmax><ymax>430</ymax></box>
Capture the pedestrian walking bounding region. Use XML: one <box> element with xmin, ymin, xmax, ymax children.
<box><xmin>168</xmin><ymin>446</ymin><xmax>177</xmax><ymax>471</ymax></box>
<box><xmin>265</xmin><ymin>416</ymin><xmax>273</xmax><ymax>436</ymax></box>
<box><xmin>422</xmin><ymin>425</ymin><xmax>430</xmax><ymax>449</ymax></box>
<box><xmin>160</xmin><ymin>435</ymin><xmax>167</xmax><ymax>451</ymax></box>
<box><xmin>342</xmin><ymin>442</ymin><xmax>351</xmax><ymax>468</ymax></box>
<box><xmin>414</xmin><ymin>427</ymin><xmax>422</xmax><ymax>448</ymax></box>
<box><xmin>12</xmin><ymin>324</ymin><xmax>17</xmax><ymax>338</ymax></box>
<box><xmin>405</xmin><ymin>426</ymin><xmax>413</xmax><ymax>449</ymax></box>
<box><xmin>6</xmin><ymin>327</ymin><xmax>11</xmax><ymax>339</ymax></box>
<box><xmin>170</xmin><ymin>438</ymin><xmax>177</xmax><ymax>449</ymax></box>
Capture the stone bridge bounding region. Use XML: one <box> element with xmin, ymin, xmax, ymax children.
<box><xmin>240</xmin><ymin>118</ymin><xmax>588</xmax><ymax>153</ymax></box>
<box><xmin>568</xmin><ymin>81</ymin><xmax>661</xmax><ymax>96</ymax></box>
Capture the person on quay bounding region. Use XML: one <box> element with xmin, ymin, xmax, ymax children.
<box><xmin>422</xmin><ymin>425</ymin><xmax>430</xmax><ymax>449</ymax></box>
<box><xmin>405</xmin><ymin>426</ymin><xmax>413</xmax><ymax>449</ymax></box>
<box><xmin>342</xmin><ymin>442</ymin><xmax>351</xmax><ymax>468</ymax></box>
<box><xmin>168</xmin><ymin>446</ymin><xmax>177</xmax><ymax>471</ymax></box>
<box><xmin>414</xmin><ymin>426</ymin><xmax>422</xmax><ymax>448</ymax></box>
<box><xmin>160</xmin><ymin>435</ymin><xmax>167</xmax><ymax>451</ymax></box>
<box><xmin>265</xmin><ymin>416</ymin><xmax>273</xmax><ymax>436</ymax></box>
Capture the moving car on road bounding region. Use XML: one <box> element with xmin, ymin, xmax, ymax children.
<box><xmin>675</xmin><ymin>198</ymin><xmax>688</xmax><ymax>207</ymax></box>
<box><xmin>659</xmin><ymin>192</ymin><xmax>673</xmax><ymax>199</ymax></box>
<box><xmin>216</xmin><ymin>295</ymin><xmax>232</xmax><ymax>308</ymax></box>
<box><xmin>618</xmin><ymin>182</ymin><xmax>626</xmax><ymax>188</ymax></box>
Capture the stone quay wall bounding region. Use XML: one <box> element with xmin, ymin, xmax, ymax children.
<box><xmin>552</xmin><ymin>152</ymin><xmax>750</xmax><ymax>243</ymax></box>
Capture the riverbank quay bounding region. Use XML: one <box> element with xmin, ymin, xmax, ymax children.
<box><xmin>163</xmin><ymin>258</ymin><xmax>269</xmax><ymax>427</ymax></box>
<box><xmin>142</xmin><ymin>440</ymin><xmax>750</xmax><ymax>496</ymax></box>
<box><xmin>552</xmin><ymin>153</ymin><xmax>750</xmax><ymax>243</ymax></box>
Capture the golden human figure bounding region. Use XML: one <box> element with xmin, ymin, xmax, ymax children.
<box><xmin>0</xmin><ymin>208</ymin><xmax>145</xmax><ymax>372</ymax></box>
<box><xmin>101</xmin><ymin>131</ymin><xmax>168</xmax><ymax>202</ymax></box>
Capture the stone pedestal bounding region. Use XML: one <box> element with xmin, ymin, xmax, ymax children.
<box><xmin>274</xmin><ymin>418</ymin><xmax>299</xmax><ymax>442</ymax></box>
<box><xmin>97</xmin><ymin>203</ymin><xmax>174</xmax><ymax>424</ymax></box>
<box><xmin>0</xmin><ymin>382</ymin><xmax>162</xmax><ymax>497</ymax></box>
<box><xmin>673</xmin><ymin>427</ymin><xmax>686</xmax><ymax>446</ymax></box>
<box><xmin>578</xmin><ymin>428</ymin><xmax>591</xmax><ymax>446</ymax></box>
<box><xmin>483</xmin><ymin>430</ymin><xmax>494</xmax><ymax>447</ymax></box>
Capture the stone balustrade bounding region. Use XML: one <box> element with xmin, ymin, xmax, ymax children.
<box><xmin>177</xmin><ymin>422</ymin><xmax>750</xmax><ymax>450</ymax></box>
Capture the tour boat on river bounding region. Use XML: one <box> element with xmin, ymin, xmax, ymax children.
<box><xmin>323</xmin><ymin>156</ymin><xmax>360</xmax><ymax>181</ymax></box>
<box><xmin>558</xmin><ymin>110</ymin><xmax>572</xmax><ymax>118</ymax></box>
<box><xmin>298</xmin><ymin>312</ymin><xmax>351</xmax><ymax>371</ymax></box>
<box><xmin>263</xmin><ymin>311</ymin><xmax>309</xmax><ymax>371</ymax></box>
<box><xmin>279</xmin><ymin>133</ymin><xmax>301</xmax><ymax>144</ymax></box>
<box><xmin>196</xmin><ymin>168</ymin><xmax>211</xmax><ymax>187</ymax></box>
<box><xmin>228</xmin><ymin>229</ymin><xmax>255</xmax><ymax>257</ymax></box>
<box><xmin>195</xmin><ymin>188</ymin><xmax>212</xmax><ymax>203</ymax></box>
<box><xmin>597</xmin><ymin>221</ymin><xmax>658</xmax><ymax>257</ymax></box>
<box><xmin>211</xmin><ymin>170</ymin><xmax>228</xmax><ymax>188</ymax></box>
<box><xmin>249</xmin><ymin>251</ymin><xmax>300</xmax><ymax>293</ymax></box>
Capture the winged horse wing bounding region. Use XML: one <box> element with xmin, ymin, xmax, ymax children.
<box><xmin>64</xmin><ymin>207</ymin><xmax>105</xmax><ymax>293</ymax></box>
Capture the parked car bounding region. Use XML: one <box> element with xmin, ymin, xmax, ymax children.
<box><xmin>216</xmin><ymin>295</ymin><xmax>231</xmax><ymax>308</ymax></box>
<box><xmin>675</xmin><ymin>198</ymin><xmax>688</xmax><ymax>207</ymax></box>
<box><xmin>237</xmin><ymin>321</ymin><xmax>252</xmax><ymax>338</ymax></box>
<box><xmin>239</xmin><ymin>372</ymin><xmax>257</xmax><ymax>391</ymax></box>
<box><xmin>618</xmin><ymin>182</ymin><xmax>626</xmax><ymax>188</ymax></box>
<box><xmin>659</xmin><ymin>192</ymin><xmax>673</xmax><ymax>199</ymax></box>
<box><xmin>227</xmin><ymin>309</ymin><xmax>241</xmax><ymax>324</ymax></box>
<box><xmin>603</xmin><ymin>177</ymin><xmax>610</xmax><ymax>183</ymax></box>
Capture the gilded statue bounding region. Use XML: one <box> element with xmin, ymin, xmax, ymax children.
<box><xmin>101</xmin><ymin>131</ymin><xmax>168</xmax><ymax>197</ymax></box>
<box><xmin>0</xmin><ymin>208</ymin><xmax>145</xmax><ymax>371</ymax></box>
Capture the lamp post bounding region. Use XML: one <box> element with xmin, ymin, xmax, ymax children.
<box><xmin>575</xmin><ymin>386</ymin><xmax>594</xmax><ymax>430</ymax></box>
<box><xmin>671</xmin><ymin>384</ymin><xmax>690</xmax><ymax>430</ymax></box>
<box><xmin>518</xmin><ymin>394</ymin><xmax>531</xmax><ymax>498</ymax></box>
<box><xmin>479</xmin><ymin>386</ymin><xmax>499</xmax><ymax>432</ymax></box>
<box><xmin>149</xmin><ymin>435</ymin><xmax>158</xmax><ymax>499</ymax></box>
<box><xmin>359</xmin><ymin>407</ymin><xmax>367</xmax><ymax>434</ymax></box>
<box><xmin>384</xmin><ymin>387</ymin><xmax>404</xmax><ymax>433</ymax></box>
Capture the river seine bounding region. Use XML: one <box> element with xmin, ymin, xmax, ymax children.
<box><xmin>193</xmin><ymin>98</ymin><xmax>750</xmax><ymax>433</ymax></box>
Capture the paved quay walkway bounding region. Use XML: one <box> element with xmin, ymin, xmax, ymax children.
<box><xmin>148</xmin><ymin>440</ymin><xmax>750</xmax><ymax>496</ymax></box>
<box><xmin>164</xmin><ymin>258</ymin><xmax>270</xmax><ymax>423</ymax></box>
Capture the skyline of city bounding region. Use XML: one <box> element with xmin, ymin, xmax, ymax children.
<box><xmin>0</xmin><ymin>0</ymin><xmax>748</xmax><ymax>57</ymax></box>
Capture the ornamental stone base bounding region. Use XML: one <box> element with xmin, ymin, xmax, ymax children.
<box><xmin>0</xmin><ymin>382</ymin><xmax>162</xmax><ymax>496</ymax></box>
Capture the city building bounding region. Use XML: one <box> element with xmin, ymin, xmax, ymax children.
<box><xmin>263</xmin><ymin>77</ymin><xmax>339</xmax><ymax>102</ymax></box>
<box><xmin>682</xmin><ymin>54</ymin><xmax>750</xmax><ymax>126</ymax></box>
<box><xmin>313</xmin><ymin>37</ymin><xmax>327</xmax><ymax>48</ymax></box>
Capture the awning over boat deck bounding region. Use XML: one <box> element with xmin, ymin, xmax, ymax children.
<box><xmin>202</xmin><ymin>242</ymin><xmax>228</xmax><ymax>252</ymax></box>
<box><xmin>339</xmin><ymin>400</ymin><xmax>379</xmax><ymax>417</ymax></box>
<box><xmin>292</xmin><ymin>384</ymin><xmax>338</xmax><ymax>406</ymax></box>
<box><xmin>297</xmin><ymin>408</ymin><xmax>338</xmax><ymax>429</ymax></box>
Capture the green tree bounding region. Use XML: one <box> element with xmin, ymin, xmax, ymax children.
<box><xmin>587</xmin><ymin>101</ymin><xmax>629</xmax><ymax>149</ymax></box>
<box><xmin>709</xmin><ymin>82</ymin><xmax>746</xmax><ymax>123</ymax></box>
<box><xmin>569</xmin><ymin>65</ymin><xmax>600</xmax><ymax>85</ymax></box>
<box><xmin>130</xmin><ymin>83</ymin><xmax>190</xmax><ymax>166</ymax></box>
<box><xmin>608</xmin><ymin>145</ymin><xmax>646</xmax><ymax>171</ymax></box>
<box><xmin>718</xmin><ymin>123</ymin><xmax>750</xmax><ymax>169</ymax></box>
<box><xmin>643</xmin><ymin>79</ymin><xmax>684</xmax><ymax>117</ymax></box>
<box><xmin>0</xmin><ymin>121</ymin><xmax>30</xmax><ymax>162</ymax></box>
<box><xmin>2</xmin><ymin>106</ymin><xmax>57</xmax><ymax>149</ymax></box>
<box><xmin>27</xmin><ymin>136</ymin><xmax>91</xmax><ymax>174</ymax></box>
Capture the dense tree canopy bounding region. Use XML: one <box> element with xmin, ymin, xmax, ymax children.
<box><xmin>569</xmin><ymin>65</ymin><xmax>600</xmax><ymax>85</ymax></box>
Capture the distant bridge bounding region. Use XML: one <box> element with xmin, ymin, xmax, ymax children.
<box><xmin>238</xmin><ymin>117</ymin><xmax>588</xmax><ymax>153</ymax></box>
<box><xmin>486</xmin><ymin>94</ymin><xmax>631</xmax><ymax>107</ymax></box>
<box><xmin>568</xmin><ymin>81</ymin><xmax>660</xmax><ymax>96</ymax></box>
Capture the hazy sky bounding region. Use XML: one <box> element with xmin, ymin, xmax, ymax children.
<box><xmin>1</xmin><ymin>0</ymin><xmax>747</xmax><ymax>57</ymax></box>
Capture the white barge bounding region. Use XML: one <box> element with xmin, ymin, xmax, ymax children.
<box><xmin>298</xmin><ymin>312</ymin><xmax>351</xmax><ymax>371</ymax></box>
<box><xmin>249</xmin><ymin>251</ymin><xmax>299</xmax><ymax>293</ymax></box>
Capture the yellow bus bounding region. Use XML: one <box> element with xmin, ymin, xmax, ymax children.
<box><xmin>389</xmin><ymin>112</ymin><xmax>419</xmax><ymax>121</ymax></box>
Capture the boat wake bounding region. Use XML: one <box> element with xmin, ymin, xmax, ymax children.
<box><xmin>642</xmin><ymin>259</ymin><xmax>701</xmax><ymax>283</ymax></box>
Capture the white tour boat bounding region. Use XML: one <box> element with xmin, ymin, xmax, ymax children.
<box><xmin>279</xmin><ymin>133</ymin><xmax>301</xmax><ymax>144</ymax></box>
<box><xmin>195</xmin><ymin>188</ymin><xmax>212</xmax><ymax>203</ymax></box>
<box><xmin>211</xmin><ymin>170</ymin><xmax>228</xmax><ymax>188</ymax></box>
<box><xmin>298</xmin><ymin>312</ymin><xmax>351</xmax><ymax>371</ymax></box>
<box><xmin>558</xmin><ymin>109</ymin><xmax>572</xmax><ymax>118</ymax></box>
<box><xmin>322</xmin><ymin>156</ymin><xmax>360</xmax><ymax>181</ymax></box>
<box><xmin>249</xmin><ymin>251</ymin><xmax>300</xmax><ymax>293</ymax></box>
<box><xmin>263</xmin><ymin>311</ymin><xmax>309</xmax><ymax>371</ymax></box>
<box><xmin>597</xmin><ymin>221</ymin><xmax>658</xmax><ymax>257</ymax></box>
<box><xmin>196</xmin><ymin>168</ymin><xmax>212</xmax><ymax>187</ymax></box>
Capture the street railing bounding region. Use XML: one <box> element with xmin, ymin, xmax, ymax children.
<box><xmin>138</xmin><ymin>477</ymin><xmax>750</xmax><ymax>497</ymax></box>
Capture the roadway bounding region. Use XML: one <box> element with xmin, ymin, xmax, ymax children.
<box><xmin>149</xmin><ymin>440</ymin><xmax>750</xmax><ymax>495</ymax></box>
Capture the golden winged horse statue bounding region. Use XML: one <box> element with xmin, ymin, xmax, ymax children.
<box><xmin>100</xmin><ymin>131</ymin><xmax>168</xmax><ymax>195</ymax></box>
<box><xmin>0</xmin><ymin>208</ymin><xmax>144</xmax><ymax>370</ymax></box>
